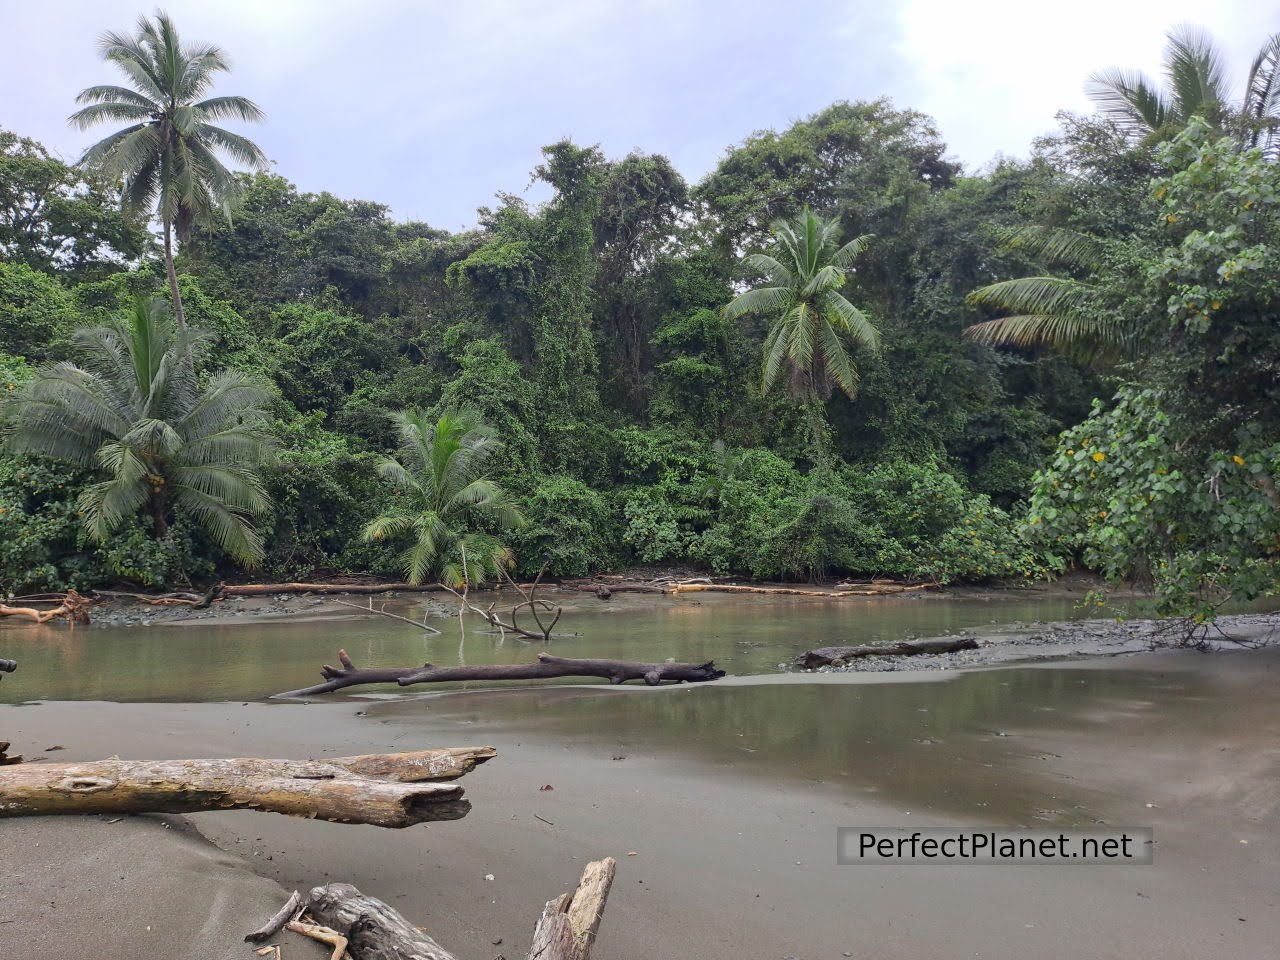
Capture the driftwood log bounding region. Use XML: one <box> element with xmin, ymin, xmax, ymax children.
<box><xmin>561</xmin><ymin>578</ymin><xmax>938</xmax><ymax>598</ymax></box>
<box><xmin>0</xmin><ymin>741</ymin><xmax>22</xmax><ymax>766</ymax></box>
<box><xmin>252</xmin><ymin>857</ymin><xmax>617</xmax><ymax>960</ymax></box>
<box><xmin>0</xmin><ymin>746</ymin><xmax>495</xmax><ymax>827</ymax></box>
<box><xmin>799</xmin><ymin>637</ymin><xmax>980</xmax><ymax>668</ymax></box>
<box><xmin>275</xmin><ymin>649</ymin><xmax>726</xmax><ymax>698</ymax></box>
<box><xmin>0</xmin><ymin>590</ymin><xmax>93</xmax><ymax>625</ymax></box>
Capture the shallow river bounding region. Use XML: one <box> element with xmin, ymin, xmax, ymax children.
<box><xmin>2</xmin><ymin>591</ymin><xmax>1278</xmax><ymax>960</ymax></box>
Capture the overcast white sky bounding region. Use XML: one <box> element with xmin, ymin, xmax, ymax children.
<box><xmin>2</xmin><ymin>1</ymin><xmax>1274</xmax><ymax>229</ymax></box>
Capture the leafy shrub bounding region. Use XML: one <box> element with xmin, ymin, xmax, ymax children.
<box><xmin>509</xmin><ymin>475</ymin><xmax>621</xmax><ymax>577</ymax></box>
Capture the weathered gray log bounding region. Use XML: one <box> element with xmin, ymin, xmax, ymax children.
<box><xmin>275</xmin><ymin>649</ymin><xmax>726</xmax><ymax>698</ymax></box>
<box><xmin>0</xmin><ymin>748</ymin><xmax>496</xmax><ymax>827</ymax></box>
<box><xmin>306</xmin><ymin>882</ymin><xmax>460</xmax><ymax>960</ymax></box>
<box><xmin>298</xmin><ymin>857</ymin><xmax>617</xmax><ymax>960</ymax></box>
<box><xmin>799</xmin><ymin>637</ymin><xmax>980</xmax><ymax>668</ymax></box>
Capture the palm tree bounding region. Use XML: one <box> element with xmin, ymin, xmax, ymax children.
<box><xmin>70</xmin><ymin>11</ymin><xmax>268</xmax><ymax>331</ymax></box>
<box><xmin>363</xmin><ymin>409</ymin><xmax>523</xmax><ymax>587</ymax></box>
<box><xmin>1087</xmin><ymin>25</ymin><xmax>1280</xmax><ymax>154</ymax></box>
<box><xmin>724</xmin><ymin>208</ymin><xmax>880</xmax><ymax>453</ymax></box>
<box><xmin>3</xmin><ymin>299</ymin><xmax>274</xmax><ymax>565</ymax></box>
<box><xmin>961</xmin><ymin>226</ymin><xmax>1138</xmax><ymax>360</ymax></box>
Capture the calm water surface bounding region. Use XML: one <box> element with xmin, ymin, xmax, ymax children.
<box><xmin>0</xmin><ymin>591</ymin><xmax>1093</xmax><ymax>702</ymax></box>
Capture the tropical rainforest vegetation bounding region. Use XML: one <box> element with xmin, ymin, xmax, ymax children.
<box><xmin>1</xmin><ymin>15</ymin><xmax>1277</xmax><ymax>618</ymax></box>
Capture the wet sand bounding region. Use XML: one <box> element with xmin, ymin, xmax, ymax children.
<box><xmin>3</xmin><ymin>648</ymin><xmax>1279</xmax><ymax>960</ymax></box>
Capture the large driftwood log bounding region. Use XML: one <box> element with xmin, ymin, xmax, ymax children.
<box><xmin>0</xmin><ymin>747</ymin><xmax>495</xmax><ymax>827</ymax></box>
<box><xmin>281</xmin><ymin>857</ymin><xmax>617</xmax><ymax>960</ymax></box>
<box><xmin>275</xmin><ymin>649</ymin><xmax>726</xmax><ymax>698</ymax></box>
<box><xmin>799</xmin><ymin>637</ymin><xmax>980</xmax><ymax>668</ymax></box>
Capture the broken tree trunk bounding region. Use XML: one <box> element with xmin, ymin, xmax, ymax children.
<box><xmin>0</xmin><ymin>591</ymin><xmax>93</xmax><ymax>625</ymax></box>
<box><xmin>799</xmin><ymin>637</ymin><xmax>980</xmax><ymax>668</ymax></box>
<box><xmin>275</xmin><ymin>649</ymin><xmax>726</xmax><ymax>698</ymax></box>
<box><xmin>0</xmin><ymin>747</ymin><xmax>495</xmax><ymax>827</ymax></box>
<box><xmin>285</xmin><ymin>857</ymin><xmax>617</xmax><ymax>960</ymax></box>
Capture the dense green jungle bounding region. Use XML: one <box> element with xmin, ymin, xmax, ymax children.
<box><xmin>2</xmin><ymin>16</ymin><xmax>1277</xmax><ymax>621</ymax></box>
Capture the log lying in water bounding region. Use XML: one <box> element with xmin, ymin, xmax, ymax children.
<box><xmin>0</xmin><ymin>747</ymin><xmax>495</xmax><ymax>827</ymax></box>
<box><xmin>799</xmin><ymin>637</ymin><xmax>980</xmax><ymax>668</ymax></box>
<box><xmin>258</xmin><ymin>857</ymin><xmax>617</xmax><ymax>960</ymax></box>
<box><xmin>275</xmin><ymin>649</ymin><xmax>726</xmax><ymax>698</ymax></box>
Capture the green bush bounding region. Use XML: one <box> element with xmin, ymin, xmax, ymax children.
<box><xmin>509</xmin><ymin>475</ymin><xmax>621</xmax><ymax>577</ymax></box>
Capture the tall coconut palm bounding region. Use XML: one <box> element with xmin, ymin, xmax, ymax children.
<box><xmin>3</xmin><ymin>298</ymin><xmax>274</xmax><ymax>565</ymax></box>
<box><xmin>724</xmin><ymin>208</ymin><xmax>879</xmax><ymax>453</ymax></box>
<box><xmin>362</xmin><ymin>409</ymin><xmax>523</xmax><ymax>587</ymax></box>
<box><xmin>1087</xmin><ymin>25</ymin><xmax>1280</xmax><ymax>154</ymax></box>
<box><xmin>69</xmin><ymin>11</ymin><xmax>268</xmax><ymax>331</ymax></box>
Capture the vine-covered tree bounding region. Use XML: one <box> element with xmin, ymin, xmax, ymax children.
<box><xmin>70</xmin><ymin>10</ymin><xmax>267</xmax><ymax>330</ymax></box>
<box><xmin>362</xmin><ymin>409</ymin><xmax>523</xmax><ymax>586</ymax></box>
<box><xmin>3</xmin><ymin>298</ymin><xmax>274</xmax><ymax>565</ymax></box>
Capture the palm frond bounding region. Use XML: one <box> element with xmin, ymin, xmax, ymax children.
<box><xmin>967</xmin><ymin>277</ymin><xmax>1097</xmax><ymax>316</ymax></box>
<box><xmin>724</xmin><ymin>285</ymin><xmax>792</xmax><ymax>320</ymax></box>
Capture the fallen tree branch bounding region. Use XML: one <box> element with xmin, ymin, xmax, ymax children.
<box><xmin>221</xmin><ymin>582</ymin><xmax>447</xmax><ymax>597</ymax></box>
<box><xmin>275</xmin><ymin>650</ymin><xmax>726</xmax><ymax>698</ymax></box>
<box><xmin>287</xmin><ymin>920</ymin><xmax>350</xmax><ymax>960</ymax></box>
<box><xmin>0</xmin><ymin>747</ymin><xmax>495</xmax><ymax>827</ymax></box>
<box><xmin>245</xmin><ymin>890</ymin><xmax>305</xmax><ymax>944</ymax></box>
<box><xmin>799</xmin><ymin>637</ymin><xmax>980</xmax><ymax>668</ymax></box>
<box><xmin>277</xmin><ymin>856</ymin><xmax>618</xmax><ymax>960</ymax></box>
<box><xmin>0</xmin><ymin>590</ymin><xmax>93</xmax><ymax>625</ymax></box>
<box><xmin>328</xmin><ymin>597</ymin><xmax>443</xmax><ymax>635</ymax></box>
<box><xmin>91</xmin><ymin>584</ymin><xmax>223</xmax><ymax>608</ymax></box>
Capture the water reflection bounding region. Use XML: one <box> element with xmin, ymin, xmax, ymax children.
<box><xmin>374</xmin><ymin>652</ymin><xmax>1280</xmax><ymax>826</ymax></box>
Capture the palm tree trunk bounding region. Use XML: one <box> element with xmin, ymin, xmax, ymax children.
<box><xmin>150</xmin><ymin>489</ymin><xmax>169</xmax><ymax>540</ymax></box>
<box><xmin>163</xmin><ymin>218</ymin><xmax>186</xmax><ymax>332</ymax></box>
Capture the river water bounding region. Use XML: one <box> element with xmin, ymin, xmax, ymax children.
<box><xmin>2</xmin><ymin>591</ymin><xmax>1278</xmax><ymax>960</ymax></box>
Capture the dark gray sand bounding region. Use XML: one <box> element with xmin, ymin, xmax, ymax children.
<box><xmin>1</xmin><ymin>815</ymin><xmax>325</xmax><ymax>960</ymax></box>
<box><xmin>3</xmin><ymin>647</ymin><xmax>1279</xmax><ymax>960</ymax></box>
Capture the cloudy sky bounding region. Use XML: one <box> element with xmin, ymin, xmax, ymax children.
<box><xmin>3</xmin><ymin>1</ymin><xmax>1274</xmax><ymax>229</ymax></box>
